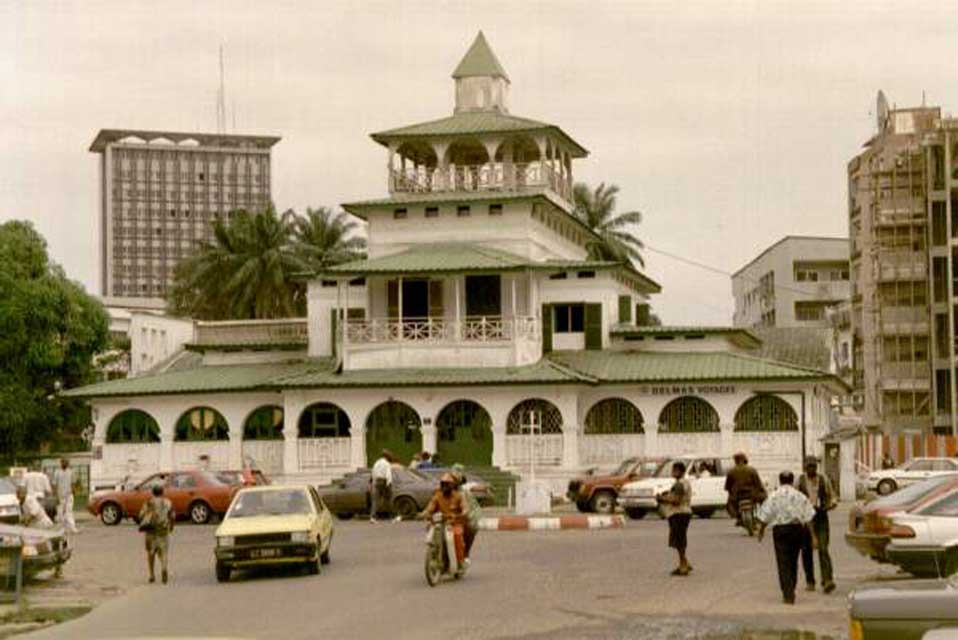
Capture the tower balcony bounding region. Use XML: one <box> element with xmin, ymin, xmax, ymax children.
<box><xmin>389</xmin><ymin>160</ymin><xmax>571</xmax><ymax>202</ymax></box>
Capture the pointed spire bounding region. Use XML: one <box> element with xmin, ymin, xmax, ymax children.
<box><xmin>452</xmin><ymin>31</ymin><xmax>509</xmax><ymax>82</ymax></box>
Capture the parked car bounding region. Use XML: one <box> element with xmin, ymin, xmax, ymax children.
<box><xmin>0</xmin><ymin>523</ymin><xmax>71</xmax><ymax>579</ymax></box>
<box><xmin>566</xmin><ymin>457</ymin><xmax>666</xmax><ymax>515</ymax></box>
<box><xmin>415</xmin><ymin>468</ymin><xmax>495</xmax><ymax>506</ymax></box>
<box><xmin>316</xmin><ymin>467</ymin><xmax>438</xmax><ymax>520</ymax></box>
<box><xmin>213</xmin><ymin>485</ymin><xmax>334</xmax><ymax>583</ymax></box>
<box><xmin>847</xmin><ymin>475</ymin><xmax>958</xmax><ymax>562</ymax></box>
<box><xmin>618</xmin><ymin>457</ymin><xmax>731</xmax><ymax>520</ymax></box>
<box><xmin>849</xmin><ymin>579</ymin><xmax>958</xmax><ymax>640</ymax></box>
<box><xmin>865</xmin><ymin>457</ymin><xmax>958</xmax><ymax>496</ymax></box>
<box><xmin>885</xmin><ymin>487</ymin><xmax>958</xmax><ymax>578</ymax></box>
<box><xmin>87</xmin><ymin>470</ymin><xmax>239</xmax><ymax>526</ymax></box>
<box><xmin>217</xmin><ymin>469</ymin><xmax>271</xmax><ymax>487</ymax></box>
<box><xmin>0</xmin><ymin>479</ymin><xmax>22</xmax><ymax>525</ymax></box>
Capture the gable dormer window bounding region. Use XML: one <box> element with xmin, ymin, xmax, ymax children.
<box><xmin>457</xmin><ymin>205</ymin><xmax>471</xmax><ymax>217</ymax></box>
<box><xmin>393</xmin><ymin>208</ymin><xmax>407</xmax><ymax>219</ymax></box>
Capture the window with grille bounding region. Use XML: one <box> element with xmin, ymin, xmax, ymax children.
<box><xmin>506</xmin><ymin>399</ymin><xmax>563</xmax><ymax>434</ymax></box>
<box><xmin>584</xmin><ymin>398</ymin><xmax>644</xmax><ymax>434</ymax></box>
<box><xmin>107</xmin><ymin>410</ymin><xmax>160</xmax><ymax>443</ymax></box>
<box><xmin>243</xmin><ymin>406</ymin><xmax>284</xmax><ymax>440</ymax></box>
<box><xmin>658</xmin><ymin>397</ymin><xmax>720</xmax><ymax>433</ymax></box>
<box><xmin>175</xmin><ymin>407</ymin><xmax>229</xmax><ymax>441</ymax></box>
<box><xmin>733</xmin><ymin>395</ymin><xmax>797</xmax><ymax>432</ymax></box>
<box><xmin>298</xmin><ymin>403</ymin><xmax>351</xmax><ymax>438</ymax></box>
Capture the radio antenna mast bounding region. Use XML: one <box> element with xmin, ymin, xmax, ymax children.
<box><xmin>216</xmin><ymin>44</ymin><xmax>227</xmax><ymax>134</ymax></box>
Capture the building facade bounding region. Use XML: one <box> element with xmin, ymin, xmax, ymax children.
<box><xmin>89</xmin><ymin>129</ymin><xmax>280</xmax><ymax>308</ymax></box>
<box><xmin>732</xmin><ymin>236</ymin><xmax>850</xmax><ymax>329</ymax></box>
<box><xmin>69</xmin><ymin>34</ymin><xmax>842</xmax><ymax>493</ymax></box>
<box><xmin>848</xmin><ymin>92</ymin><xmax>958</xmax><ymax>436</ymax></box>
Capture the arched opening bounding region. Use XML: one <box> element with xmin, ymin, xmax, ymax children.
<box><xmin>506</xmin><ymin>399</ymin><xmax>563</xmax><ymax>434</ymax></box>
<box><xmin>298</xmin><ymin>403</ymin><xmax>351</xmax><ymax>438</ymax></box>
<box><xmin>734</xmin><ymin>395</ymin><xmax>798</xmax><ymax>432</ymax></box>
<box><xmin>175</xmin><ymin>407</ymin><xmax>229</xmax><ymax>441</ymax></box>
<box><xmin>436</xmin><ymin>400</ymin><xmax>493</xmax><ymax>466</ymax></box>
<box><xmin>365</xmin><ymin>401</ymin><xmax>422</xmax><ymax>466</ymax></box>
<box><xmin>243</xmin><ymin>406</ymin><xmax>284</xmax><ymax>440</ymax></box>
<box><xmin>107</xmin><ymin>410</ymin><xmax>160</xmax><ymax>443</ymax></box>
<box><xmin>445</xmin><ymin>138</ymin><xmax>490</xmax><ymax>191</ymax></box>
<box><xmin>495</xmin><ymin>134</ymin><xmax>541</xmax><ymax>189</ymax></box>
<box><xmin>658</xmin><ymin>397</ymin><xmax>720</xmax><ymax>433</ymax></box>
<box><xmin>584</xmin><ymin>398</ymin><xmax>644</xmax><ymax>434</ymax></box>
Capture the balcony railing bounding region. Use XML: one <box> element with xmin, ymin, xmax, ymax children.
<box><xmin>344</xmin><ymin>316</ymin><xmax>539</xmax><ymax>345</ymax></box>
<box><xmin>194</xmin><ymin>319</ymin><xmax>309</xmax><ymax>347</ymax></box>
<box><xmin>389</xmin><ymin>161</ymin><xmax>571</xmax><ymax>201</ymax></box>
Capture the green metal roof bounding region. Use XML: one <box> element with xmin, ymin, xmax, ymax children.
<box><xmin>609</xmin><ymin>325</ymin><xmax>762</xmax><ymax>349</ymax></box>
<box><xmin>370</xmin><ymin>111</ymin><xmax>588</xmax><ymax>157</ymax></box>
<box><xmin>452</xmin><ymin>32</ymin><xmax>509</xmax><ymax>80</ymax></box>
<box><xmin>342</xmin><ymin>188</ymin><xmax>568</xmax><ymax>215</ymax></box>
<box><xmin>546</xmin><ymin>350</ymin><xmax>845</xmax><ymax>387</ymax></box>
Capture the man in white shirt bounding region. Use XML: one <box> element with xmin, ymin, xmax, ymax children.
<box><xmin>23</xmin><ymin>468</ymin><xmax>52</xmax><ymax>501</ymax></box>
<box><xmin>370</xmin><ymin>450</ymin><xmax>400</xmax><ymax>523</ymax></box>
<box><xmin>756</xmin><ymin>471</ymin><xmax>816</xmax><ymax>604</ymax></box>
<box><xmin>53</xmin><ymin>458</ymin><xmax>77</xmax><ymax>534</ymax></box>
<box><xmin>17</xmin><ymin>485</ymin><xmax>53</xmax><ymax>529</ymax></box>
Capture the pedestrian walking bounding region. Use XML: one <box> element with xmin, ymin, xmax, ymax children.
<box><xmin>656</xmin><ymin>460</ymin><xmax>693</xmax><ymax>576</ymax></box>
<box><xmin>756</xmin><ymin>471</ymin><xmax>816</xmax><ymax>604</ymax></box>
<box><xmin>798</xmin><ymin>457</ymin><xmax>837</xmax><ymax>594</ymax></box>
<box><xmin>138</xmin><ymin>484</ymin><xmax>175</xmax><ymax>584</ymax></box>
<box><xmin>370</xmin><ymin>449</ymin><xmax>400</xmax><ymax>523</ymax></box>
<box><xmin>53</xmin><ymin>458</ymin><xmax>78</xmax><ymax>534</ymax></box>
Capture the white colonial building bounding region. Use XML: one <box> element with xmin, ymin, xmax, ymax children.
<box><xmin>67</xmin><ymin>33</ymin><xmax>845</xmax><ymax>494</ymax></box>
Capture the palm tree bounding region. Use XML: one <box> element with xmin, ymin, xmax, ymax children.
<box><xmin>292</xmin><ymin>207</ymin><xmax>367</xmax><ymax>271</ymax></box>
<box><xmin>168</xmin><ymin>207</ymin><xmax>307</xmax><ymax>320</ymax></box>
<box><xmin>572</xmin><ymin>182</ymin><xmax>645</xmax><ymax>268</ymax></box>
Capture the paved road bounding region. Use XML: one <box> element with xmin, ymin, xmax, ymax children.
<box><xmin>27</xmin><ymin>507</ymin><xmax>898</xmax><ymax>640</ymax></box>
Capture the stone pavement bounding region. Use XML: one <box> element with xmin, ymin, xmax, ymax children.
<box><xmin>22</xmin><ymin>504</ymin><xmax>907</xmax><ymax>639</ymax></box>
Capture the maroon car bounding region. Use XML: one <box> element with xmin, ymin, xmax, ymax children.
<box><xmin>846</xmin><ymin>474</ymin><xmax>958</xmax><ymax>562</ymax></box>
<box><xmin>88</xmin><ymin>470</ymin><xmax>239</xmax><ymax>526</ymax></box>
<box><xmin>567</xmin><ymin>457</ymin><xmax>666</xmax><ymax>514</ymax></box>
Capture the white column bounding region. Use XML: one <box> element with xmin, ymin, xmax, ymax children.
<box><xmin>510</xmin><ymin>275</ymin><xmax>517</xmax><ymax>318</ymax></box>
<box><xmin>421</xmin><ymin>423</ymin><xmax>438</xmax><ymax>456</ymax></box>
<box><xmin>454</xmin><ymin>276</ymin><xmax>461</xmax><ymax>341</ymax></box>
<box><xmin>159</xmin><ymin>425</ymin><xmax>174</xmax><ymax>471</ymax></box>
<box><xmin>350</xmin><ymin>411</ymin><xmax>366</xmax><ymax>469</ymax></box>
<box><xmin>282</xmin><ymin>394</ymin><xmax>303</xmax><ymax>478</ymax></box>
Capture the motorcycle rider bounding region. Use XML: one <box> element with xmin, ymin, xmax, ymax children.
<box><xmin>451</xmin><ymin>463</ymin><xmax>481</xmax><ymax>564</ymax></box>
<box><xmin>724</xmin><ymin>452</ymin><xmax>766</xmax><ymax>530</ymax></box>
<box><xmin>423</xmin><ymin>473</ymin><xmax>470</xmax><ymax>570</ymax></box>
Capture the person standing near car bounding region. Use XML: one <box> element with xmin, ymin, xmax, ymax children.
<box><xmin>755</xmin><ymin>471</ymin><xmax>816</xmax><ymax>604</ymax></box>
<box><xmin>880</xmin><ymin>452</ymin><xmax>895</xmax><ymax>470</ymax></box>
<box><xmin>16</xmin><ymin>485</ymin><xmax>53</xmax><ymax>529</ymax></box>
<box><xmin>53</xmin><ymin>458</ymin><xmax>78</xmax><ymax>534</ymax></box>
<box><xmin>138</xmin><ymin>484</ymin><xmax>174</xmax><ymax>584</ymax></box>
<box><xmin>370</xmin><ymin>450</ymin><xmax>400</xmax><ymax>523</ymax></box>
<box><xmin>798</xmin><ymin>457</ymin><xmax>837</xmax><ymax>594</ymax></box>
<box><xmin>656</xmin><ymin>460</ymin><xmax>693</xmax><ymax>576</ymax></box>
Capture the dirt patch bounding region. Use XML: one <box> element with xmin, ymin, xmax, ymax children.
<box><xmin>0</xmin><ymin>604</ymin><xmax>92</xmax><ymax>638</ymax></box>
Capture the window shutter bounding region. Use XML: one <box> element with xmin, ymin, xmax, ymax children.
<box><xmin>618</xmin><ymin>295</ymin><xmax>632</xmax><ymax>323</ymax></box>
<box><xmin>585</xmin><ymin>303</ymin><xmax>603</xmax><ymax>350</ymax></box>
<box><xmin>541</xmin><ymin>303</ymin><xmax>553</xmax><ymax>353</ymax></box>
<box><xmin>329</xmin><ymin>308</ymin><xmax>338</xmax><ymax>357</ymax></box>
<box><xmin>428</xmin><ymin>280</ymin><xmax>444</xmax><ymax>318</ymax></box>
<box><xmin>387</xmin><ymin>280</ymin><xmax>398</xmax><ymax>319</ymax></box>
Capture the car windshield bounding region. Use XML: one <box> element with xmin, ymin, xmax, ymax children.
<box><xmin>613</xmin><ymin>458</ymin><xmax>639</xmax><ymax>475</ymax></box>
<box><xmin>216</xmin><ymin>472</ymin><xmax>242</xmax><ymax>485</ymax></box>
<box><xmin>197</xmin><ymin>471</ymin><xmax>226</xmax><ymax>486</ymax></box>
<box><xmin>402</xmin><ymin>468</ymin><xmax>430</xmax><ymax>482</ymax></box>
<box><xmin>873</xmin><ymin>476</ymin><xmax>956</xmax><ymax>509</ymax></box>
<box><xmin>228</xmin><ymin>489</ymin><xmax>311</xmax><ymax>518</ymax></box>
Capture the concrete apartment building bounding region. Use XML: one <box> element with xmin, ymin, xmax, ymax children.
<box><xmin>849</xmin><ymin>92</ymin><xmax>958</xmax><ymax>436</ymax></box>
<box><xmin>89</xmin><ymin>129</ymin><xmax>280</xmax><ymax>309</ymax></box>
<box><xmin>732</xmin><ymin>236</ymin><xmax>850</xmax><ymax>328</ymax></box>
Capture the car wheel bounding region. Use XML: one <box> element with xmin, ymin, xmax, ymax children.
<box><xmin>100</xmin><ymin>502</ymin><xmax>122</xmax><ymax>526</ymax></box>
<box><xmin>335</xmin><ymin>512</ymin><xmax>354</xmax><ymax>521</ymax></box>
<box><xmin>589</xmin><ymin>491</ymin><xmax>616</xmax><ymax>515</ymax></box>
<box><xmin>575</xmin><ymin>500</ymin><xmax>591</xmax><ymax>513</ymax></box>
<box><xmin>393</xmin><ymin>496</ymin><xmax>418</xmax><ymax>520</ymax></box>
<box><xmin>307</xmin><ymin>541</ymin><xmax>322</xmax><ymax>575</ymax></box>
<box><xmin>877</xmin><ymin>479</ymin><xmax>897</xmax><ymax>496</ymax></box>
<box><xmin>625</xmin><ymin>508</ymin><xmax>647</xmax><ymax>520</ymax></box>
<box><xmin>215</xmin><ymin>562</ymin><xmax>231</xmax><ymax>583</ymax></box>
<box><xmin>189</xmin><ymin>501</ymin><xmax>212</xmax><ymax>525</ymax></box>
<box><xmin>694</xmin><ymin>508</ymin><xmax>715</xmax><ymax>519</ymax></box>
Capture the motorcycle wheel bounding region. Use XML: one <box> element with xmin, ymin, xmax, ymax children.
<box><xmin>424</xmin><ymin>544</ymin><xmax>442</xmax><ymax>587</ymax></box>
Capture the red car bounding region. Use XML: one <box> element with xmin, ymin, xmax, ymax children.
<box><xmin>566</xmin><ymin>457</ymin><xmax>666</xmax><ymax>514</ymax></box>
<box><xmin>88</xmin><ymin>470</ymin><xmax>239</xmax><ymax>526</ymax></box>
<box><xmin>846</xmin><ymin>474</ymin><xmax>958</xmax><ymax>562</ymax></box>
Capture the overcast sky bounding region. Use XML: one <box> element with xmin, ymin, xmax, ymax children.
<box><xmin>2</xmin><ymin>1</ymin><xmax>958</xmax><ymax>323</ymax></box>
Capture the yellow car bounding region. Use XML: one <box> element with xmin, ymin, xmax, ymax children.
<box><xmin>213</xmin><ymin>485</ymin><xmax>334</xmax><ymax>582</ymax></box>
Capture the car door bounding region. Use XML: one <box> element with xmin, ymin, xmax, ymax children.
<box><xmin>919</xmin><ymin>491</ymin><xmax>958</xmax><ymax>547</ymax></box>
<box><xmin>164</xmin><ymin>473</ymin><xmax>198</xmax><ymax>516</ymax></box>
<box><xmin>900</xmin><ymin>460</ymin><xmax>934</xmax><ymax>486</ymax></box>
<box><xmin>125</xmin><ymin>473</ymin><xmax>166</xmax><ymax>517</ymax></box>
<box><xmin>308</xmin><ymin>487</ymin><xmax>333</xmax><ymax>550</ymax></box>
<box><xmin>689</xmin><ymin>458</ymin><xmax>724</xmax><ymax>507</ymax></box>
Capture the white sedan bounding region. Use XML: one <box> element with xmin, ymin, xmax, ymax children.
<box><xmin>866</xmin><ymin>457</ymin><xmax>958</xmax><ymax>496</ymax></box>
<box><xmin>885</xmin><ymin>486</ymin><xmax>958</xmax><ymax>578</ymax></box>
<box><xmin>618</xmin><ymin>457</ymin><xmax>730</xmax><ymax>520</ymax></box>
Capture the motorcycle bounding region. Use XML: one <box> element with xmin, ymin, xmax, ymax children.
<box><xmin>737</xmin><ymin>497</ymin><xmax>756</xmax><ymax>536</ymax></box>
<box><xmin>424</xmin><ymin>513</ymin><xmax>465</xmax><ymax>586</ymax></box>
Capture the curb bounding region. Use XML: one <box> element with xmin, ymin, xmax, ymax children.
<box><xmin>478</xmin><ymin>514</ymin><xmax>625</xmax><ymax>531</ymax></box>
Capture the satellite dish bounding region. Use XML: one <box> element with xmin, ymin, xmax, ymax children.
<box><xmin>877</xmin><ymin>91</ymin><xmax>890</xmax><ymax>131</ymax></box>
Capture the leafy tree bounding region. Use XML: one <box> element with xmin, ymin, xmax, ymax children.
<box><xmin>572</xmin><ymin>182</ymin><xmax>645</xmax><ymax>267</ymax></box>
<box><xmin>292</xmin><ymin>207</ymin><xmax>366</xmax><ymax>271</ymax></box>
<box><xmin>0</xmin><ymin>221</ymin><xmax>109</xmax><ymax>457</ymax></box>
<box><xmin>169</xmin><ymin>206</ymin><xmax>307</xmax><ymax>320</ymax></box>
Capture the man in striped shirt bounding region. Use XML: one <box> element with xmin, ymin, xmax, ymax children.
<box><xmin>756</xmin><ymin>471</ymin><xmax>816</xmax><ymax>604</ymax></box>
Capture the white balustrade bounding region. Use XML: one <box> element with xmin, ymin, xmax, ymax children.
<box><xmin>345</xmin><ymin>316</ymin><xmax>538</xmax><ymax>345</ymax></box>
<box><xmin>241</xmin><ymin>440</ymin><xmax>285</xmax><ymax>475</ymax></box>
<box><xmin>172</xmin><ymin>442</ymin><xmax>230</xmax><ymax>470</ymax></box>
<box><xmin>297</xmin><ymin>437</ymin><xmax>352</xmax><ymax>470</ymax></box>
<box><xmin>579</xmin><ymin>434</ymin><xmax>646</xmax><ymax>466</ymax></box>
<box><xmin>504</xmin><ymin>434</ymin><xmax>564</xmax><ymax>467</ymax></box>
<box><xmin>389</xmin><ymin>161</ymin><xmax>571</xmax><ymax>200</ymax></box>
